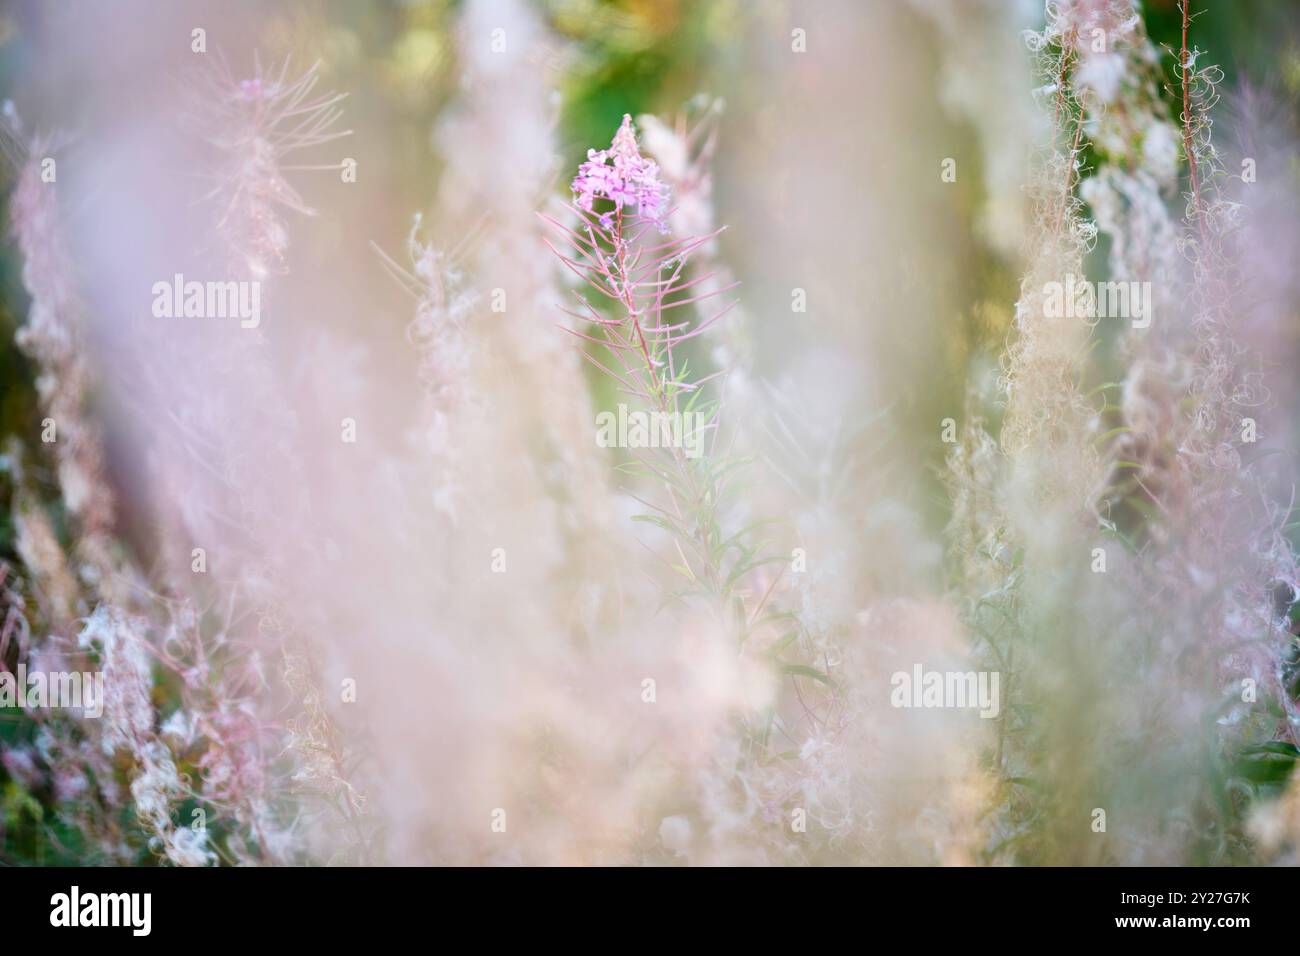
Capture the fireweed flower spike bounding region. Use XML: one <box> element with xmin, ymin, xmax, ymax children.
<box><xmin>544</xmin><ymin>113</ymin><xmax>742</xmax><ymax>593</ymax></box>
<box><xmin>547</xmin><ymin>116</ymin><xmax>860</xmax><ymax>860</ymax></box>
<box><xmin>546</xmin><ymin>117</ymin><xmax>734</xmax><ymax>448</ymax></box>
<box><xmin>572</xmin><ymin>114</ymin><xmax>670</xmax><ymax>233</ymax></box>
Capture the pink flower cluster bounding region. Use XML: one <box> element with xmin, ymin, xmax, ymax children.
<box><xmin>572</xmin><ymin>114</ymin><xmax>669</xmax><ymax>231</ymax></box>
